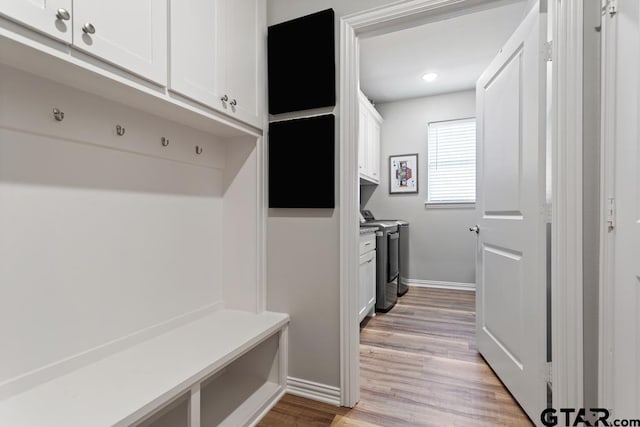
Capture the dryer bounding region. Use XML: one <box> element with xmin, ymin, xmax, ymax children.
<box><xmin>360</xmin><ymin>216</ymin><xmax>399</xmax><ymax>312</ymax></box>
<box><xmin>361</xmin><ymin>211</ymin><xmax>410</xmax><ymax>300</ymax></box>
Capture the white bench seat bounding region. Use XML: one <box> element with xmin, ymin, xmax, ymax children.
<box><xmin>0</xmin><ymin>310</ymin><xmax>289</xmax><ymax>427</ymax></box>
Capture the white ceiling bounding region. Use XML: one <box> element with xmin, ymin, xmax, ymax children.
<box><xmin>359</xmin><ymin>1</ymin><xmax>529</xmax><ymax>103</ymax></box>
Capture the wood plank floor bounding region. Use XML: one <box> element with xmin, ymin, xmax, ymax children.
<box><xmin>259</xmin><ymin>287</ymin><xmax>533</xmax><ymax>426</ymax></box>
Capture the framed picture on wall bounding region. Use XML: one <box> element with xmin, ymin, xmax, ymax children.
<box><xmin>389</xmin><ymin>154</ymin><xmax>418</xmax><ymax>194</ymax></box>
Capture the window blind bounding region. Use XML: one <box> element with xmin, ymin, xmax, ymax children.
<box><xmin>427</xmin><ymin>118</ymin><xmax>476</xmax><ymax>203</ymax></box>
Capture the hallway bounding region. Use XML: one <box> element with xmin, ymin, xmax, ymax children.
<box><xmin>260</xmin><ymin>287</ymin><xmax>532</xmax><ymax>426</ymax></box>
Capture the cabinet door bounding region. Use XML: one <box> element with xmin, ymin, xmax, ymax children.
<box><xmin>358</xmin><ymin>104</ymin><xmax>367</xmax><ymax>175</ymax></box>
<box><xmin>366</xmin><ymin>251</ymin><xmax>376</xmax><ymax>310</ymax></box>
<box><xmin>367</xmin><ymin>117</ymin><xmax>380</xmax><ymax>182</ymax></box>
<box><xmin>224</xmin><ymin>0</ymin><xmax>263</xmax><ymax>128</ymax></box>
<box><xmin>358</xmin><ymin>253</ymin><xmax>369</xmax><ymax>322</ymax></box>
<box><xmin>359</xmin><ymin>251</ymin><xmax>375</xmax><ymax>322</ymax></box>
<box><xmin>0</xmin><ymin>0</ymin><xmax>72</xmax><ymax>43</ymax></box>
<box><xmin>72</xmin><ymin>0</ymin><xmax>167</xmax><ymax>84</ymax></box>
<box><xmin>169</xmin><ymin>0</ymin><xmax>226</xmax><ymax>109</ymax></box>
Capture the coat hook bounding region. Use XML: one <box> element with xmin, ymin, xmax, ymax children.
<box><xmin>116</xmin><ymin>125</ymin><xmax>125</xmax><ymax>136</ymax></box>
<box><xmin>53</xmin><ymin>108</ymin><xmax>64</xmax><ymax>122</ymax></box>
<box><xmin>195</xmin><ymin>145</ymin><xmax>203</xmax><ymax>155</ymax></box>
<box><xmin>161</xmin><ymin>137</ymin><xmax>169</xmax><ymax>147</ymax></box>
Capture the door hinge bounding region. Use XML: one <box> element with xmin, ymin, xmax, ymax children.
<box><xmin>602</xmin><ymin>0</ymin><xmax>617</xmax><ymax>17</ymax></box>
<box><xmin>546</xmin><ymin>362</ymin><xmax>553</xmax><ymax>385</ymax></box>
<box><xmin>607</xmin><ymin>198</ymin><xmax>615</xmax><ymax>231</ymax></box>
<box><xmin>544</xmin><ymin>41</ymin><xmax>553</xmax><ymax>62</ymax></box>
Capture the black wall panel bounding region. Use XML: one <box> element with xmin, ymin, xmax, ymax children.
<box><xmin>268</xmin><ymin>115</ymin><xmax>335</xmax><ymax>208</ymax></box>
<box><xmin>267</xmin><ymin>9</ymin><xmax>335</xmax><ymax>114</ymax></box>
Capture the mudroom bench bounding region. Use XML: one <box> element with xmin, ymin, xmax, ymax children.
<box><xmin>0</xmin><ymin>310</ymin><xmax>289</xmax><ymax>427</ymax></box>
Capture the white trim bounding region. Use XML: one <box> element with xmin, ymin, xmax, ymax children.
<box><xmin>407</xmin><ymin>279</ymin><xmax>476</xmax><ymax>291</ymax></box>
<box><xmin>551</xmin><ymin>0</ymin><xmax>584</xmax><ymax>409</ymax></box>
<box><xmin>424</xmin><ymin>202</ymin><xmax>476</xmax><ymax>209</ymax></box>
<box><xmin>286</xmin><ymin>377</ymin><xmax>341</xmax><ymax>406</ymax></box>
<box><xmin>598</xmin><ymin>1</ymin><xmax>617</xmax><ymax>410</ymax></box>
<box><xmin>339</xmin><ymin>15</ymin><xmax>361</xmax><ymax>408</ymax></box>
<box><xmin>257</xmin><ymin>135</ymin><xmax>267</xmax><ymax>313</ymax></box>
<box><xmin>257</xmin><ymin>0</ymin><xmax>269</xmax><ymax>314</ymax></box>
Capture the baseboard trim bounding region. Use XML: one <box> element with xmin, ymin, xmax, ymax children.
<box><xmin>286</xmin><ymin>377</ymin><xmax>341</xmax><ymax>406</ymax></box>
<box><xmin>406</xmin><ymin>278</ymin><xmax>476</xmax><ymax>291</ymax></box>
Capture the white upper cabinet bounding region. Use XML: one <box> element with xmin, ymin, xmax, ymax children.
<box><xmin>72</xmin><ymin>0</ymin><xmax>167</xmax><ymax>85</ymax></box>
<box><xmin>358</xmin><ymin>91</ymin><xmax>382</xmax><ymax>184</ymax></box>
<box><xmin>0</xmin><ymin>0</ymin><xmax>73</xmax><ymax>43</ymax></box>
<box><xmin>170</xmin><ymin>0</ymin><xmax>264</xmax><ymax>128</ymax></box>
<box><xmin>224</xmin><ymin>0</ymin><xmax>262</xmax><ymax>127</ymax></box>
<box><xmin>367</xmin><ymin>112</ymin><xmax>380</xmax><ymax>181</ymax></box>
<box><xmin>0</xmin><ymin>0</ymin><xmax>264</xmax><ymax>131</ymax></box>
<box><xmin>169</xmin><ymin>0</ymin><xmax>226</xmax><ymax>111</ymax></box>
<box><xmin>358</xmin><ymin>105</ymin><xmax>367</xmax><ymax>174</ymax></box>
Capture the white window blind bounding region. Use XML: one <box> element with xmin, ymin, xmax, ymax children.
<box><xmin>427</xmin><ymin>118</ymin><xmax>476</xmax><ymax>204</ymax></box>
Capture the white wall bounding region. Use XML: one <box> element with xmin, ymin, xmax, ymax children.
<box><xmin>363</xmin><ymin>90</ymin><xmax>477</xmax><ymax>284</ymax></box>
<box><xmin>0</xmin><ymin>64</ymin><xmax>255</xmax><ymax>396</ymax></box>
<box><xmin>266</xmin><ymin>0</ymin><xmax>405</xmax><ymax>389</ymax></box>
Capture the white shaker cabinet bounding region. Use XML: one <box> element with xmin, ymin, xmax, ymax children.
<box><xmin>367</xmin><ymin>112</ymin><xmax>381</xmax><ymax>181</ymax></box>
<box><xmin>72</xmin><ymin>0</ymin><xmax>167</xmax><ymax>85</ymax></box>
<box><xmin>169</xmin><ymin>0</ymin><xmax>226</xmax><ymax>114</ymax></box>
<box><xmin>224</xmin><ymin>0</ymin><xmax>262</xmax><ymax>126</ymax></box>
<box><xmin>0</xmin><ymin>0</ymin><xmax>73</xmax><ymax>43</ymax></box>
<box><xmin>170</xmin><ymin>0</ymin><xmax>264</xmax><ymax>128</ymax></box>
<box><xmin>358</xmin><ymin>91</ymin><xmax>382</xmax><ymax>184</ymax></box>
<box><xmin>358</xmin><ymin>104</ymin><xmax>367</xmax><ymax>175</ymax></box>
<box><xmin>359</xmin><ymin>231</ymin><xmax>376</xmax><ymax>323</ymax></box>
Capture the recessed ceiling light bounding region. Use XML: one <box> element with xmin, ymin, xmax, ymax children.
<box><xmin>422</xmin><ymin>72</ymin><xmax>438</xmax><ymax>82</ymax></box>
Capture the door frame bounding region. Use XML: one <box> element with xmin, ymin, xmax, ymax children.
<box><xmin>549</xmin><ymin>0</ymin><xmax>585</xmax><ymax>408</ymax></box>
<box><xmin>338</xmin><ymin>0</ymin><xmax>585</xmax><ymax>410</ymax></box>
<box><xmin>598</xmin><ymin>1</ymin><xmax>617</xmax><ymax>410</ymax></box>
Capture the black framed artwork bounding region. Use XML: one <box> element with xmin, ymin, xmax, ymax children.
<box><xmin>267</xmin><ymin>9</ymin><xmax>335</xmax><ymax>114</ymax></box>
<box><xmin>269</xmin><ymin>115</ymin><xmax>335</xmax><ymax>208</ymax></box>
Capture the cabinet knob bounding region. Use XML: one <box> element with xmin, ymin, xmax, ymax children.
<box><xmin>82</xmin><ymin>23</ymin><xmax>96</xmax><ymax>35</ymax></box>
<box><xmin>56</xmin><ymin>8</ymin><xmax>70</xmax><ymax>21</ymax></box>
<box><xmin>230</xmin><ymin>99</ymin><xmax>237</xmax><ymax>107</ymax></box>
<box><xmin>221</xmin><ymin>95</ymin><xmax>229</xmax><ymax>102</ymax></box>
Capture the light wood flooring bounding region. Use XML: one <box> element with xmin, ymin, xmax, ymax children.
<box><xmin>259</xmin><ymin>287</ymin><xmax>533</xmax><ymax>426</ymax></box>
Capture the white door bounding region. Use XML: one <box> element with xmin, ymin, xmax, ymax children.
<box><xmin>474</xmin><ymin>3</ymin><xmax>547</xmax><ymax>421</ymax></box>
<box><xmin>608</xmin><ymin>0</ymin><xmax>640</xmax><ymax>418</ymax></box>
<box><xmin>0</xmin><ymin>0</ymin><xmax>72</xmax><ymax>43</ymax></box>
<box><xmin>72</xmin><ymin>0</ymin><xmax>167</xmax><ymax>84</ymax></box>
<box><xmin>224</xmin><ymin>0</ymin><xmax>263</xmax><ymax>128</ymax></box>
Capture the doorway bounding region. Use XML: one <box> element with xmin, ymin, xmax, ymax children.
<box><xmin>340</xmin><ymin>0</ymin><xmax>586</xmax><ymax>421</ymax></box>
<box><xmin>356</xmin><ymin>0</ymin><xmax>543</xmax><ymax>421</ymax></box>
